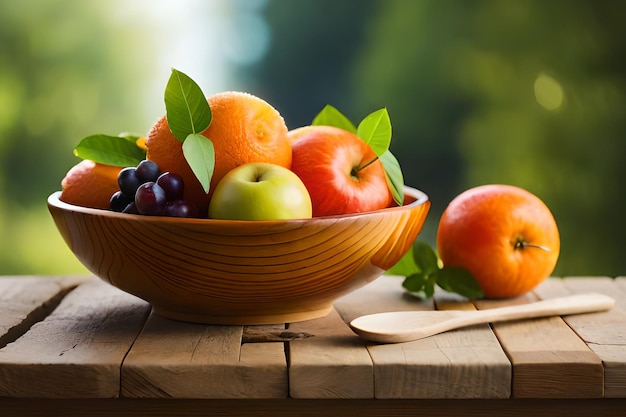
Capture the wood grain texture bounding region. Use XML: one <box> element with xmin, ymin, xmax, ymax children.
<box><xmin>534</xmin><ymin>277</ymin><xmax>626</xmax><ymax>398</ymax></box>
<box><xmin>0</xmin><ymin>275</ymin><xmax>86</xmax><ymax>348</ymax></box>
<box><xmin>0</xmin><ymin>279</ymin><xmax>149</xmax><ymax>398</ymax></box>
<box><xmin>47</xmin><ymin>188</ymin><xmax>430</xmax><ymax>325</ymax></box>
<box><xmin>121</xmin><ymin>315</ymin><xmax>287</xmax><ymax>398</ymax></box>
<box><xmin>335</xmin><ymin>278</ymin><xmax>511</xmax><ymax>399</ymax></box>
<box><xmin>288</xmin><ymin>309</ymin><xmax>373</xmax><ymax>399</ymax></box>
<box><xmin>1</xmin><ymin>275</ymin><xmax>624</xmax><ymax>406</ymax></box>
<box><xmin>242</xmin><ymin>325</ymin><xmax>313</xmax><ymax>342</ymax></box>
<box><xmin>476</xmin><ymin>286</ymin><xmax>604</xmax><ymax>399</ymax></box>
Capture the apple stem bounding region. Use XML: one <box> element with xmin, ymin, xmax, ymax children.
<box><xmin>353</xmin><ymin>157</ymin><xmax>379</xmax><ymax>175</ymax></box>
<box><xmin>514</xmin><ymin>238</ymin><xmax>551</xmax><ymax>252</ymax></box>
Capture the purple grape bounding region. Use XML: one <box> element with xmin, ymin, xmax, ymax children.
<box><xmin>157</xmin><ymin>172</ymin><xmax>184</xmax><ymax>201</ymax></box>
<box><xmin>122</xmin><ymin>202</ymin><xmax>139</xmax><ymax>214</ymax></box>
<box><xmin>110</xmin><ymin>190</ymin><xmax>134</xmax><ymax>212</ymax></box>
<box><xmin>118</xmin><ymin>167</ymin><xmax>141</xmax><ymax>197</ymax></box>
<box><xmin>135</xmin><ymin>182</ymin><xmax>167</xmax><ymax>215</ymax></box>
<box><xmin>135</xmin><ymin>160</ymin><xmax>160</xmax><ymax>182</ymax></box>
<box><xmin>164</xmin><ymin>200</ymin><xmax>199</xmax><ymax>218</ymax></box>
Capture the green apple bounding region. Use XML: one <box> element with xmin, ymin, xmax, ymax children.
<box><xmin>208</xmin><ymin>162</ymin><xmax>313</xmax><ymax>220</ymax></box>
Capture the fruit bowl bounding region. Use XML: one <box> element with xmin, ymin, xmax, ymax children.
<box><xmin>47</xmin><ymin>186</ymin><xmax>430</xmax><ymax>324</ymax></box>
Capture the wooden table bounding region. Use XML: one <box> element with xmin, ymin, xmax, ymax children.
<box><xmin>0</xmin><ymin>275</ymin><xmax>625</xmax><ymax>416</ymax></box>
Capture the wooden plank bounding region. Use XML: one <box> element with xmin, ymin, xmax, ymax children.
<box><xmin>334</xmin><ymin>275</ymin><xmax>430</xmax><ymax>323</ymax></box>
<box><xmin>121</xmin><ymin>314</ymin><xmax>287</xmax><ymax>399</ymax></box>
<box><xmin>561</xmin><ymin>276</ymin><xmax>626</xmax><ymax>308</ymax></box>
<box><xmin>534</xmin><ymin>277</ymin><xmax>626</xmax><ymax>398</ymax></box>
<box><xmin>334</xmin><ymin>276</ymin><xmax>511</xmax><ymax>399</ymax></box>
<box><xmin>433</xmin><ymin>290</ymin><xmax>511</xmax><ymax>397</ymax></box>
<box><xmin>0</xmin><ymin>275</ymin><xmax>87</xmax><ymax>348</ymax></box>
<box><xmin>534</xmin><ymin>277</ymin><xmax>626</xmax><ymax>344</ymax></box>
<box><xmin>288</xmin><ymin>308</ymin><xmax>373</xmax><ymax>399</ymax></box>
<box><xmin>367</xmin><ymin>324</ymin><xmax>512</xmax><ymax>399</ymax></box>
<box><xmin>0</xmin><ymin>279</ymin><xmax>150</xmax><ymax>398</ymax></box>
<box><xmin>476</xmin><ymin>280</ymin><xmax>604</xmax><ymax>399</ymax></box>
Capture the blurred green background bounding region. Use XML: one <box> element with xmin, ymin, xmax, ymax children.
<box><xmin>1</xmin><ymin>0</ymin><xmax>624</xmax><ymax>277</ymax></box>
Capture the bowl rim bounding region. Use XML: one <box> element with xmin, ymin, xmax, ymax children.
<box><xmin>48</xmin><ymin>186</ymin><xmax>429</xmax><ymax>225</ymax></box>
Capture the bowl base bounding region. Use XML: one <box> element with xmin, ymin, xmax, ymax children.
<box><xmin>152</xmin><ymin>305</ymin><xmax>334</xmax><ymax>325</ymax></box>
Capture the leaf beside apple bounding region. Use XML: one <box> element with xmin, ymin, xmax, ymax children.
<box><xmin>312</xmin><ymin>105</ymin><xmax>357</xmax><ymax>133</ymax></box>
<box><xmin>357</xmin><ymin>108</ymin><xmax>391</xmax><ymax>156</ymax></box>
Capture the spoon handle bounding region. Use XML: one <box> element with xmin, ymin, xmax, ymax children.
<box><xmin>466</xmin><ymin>293</ymin><xmax>615</xmax><ymax>327</ymax></box>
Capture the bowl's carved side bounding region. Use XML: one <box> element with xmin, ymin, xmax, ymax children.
<box><xmin>371</xmin><ymin>199</ymin><xmax>431</xmax><ymax>270</ymax></box>
<box><xmin>48</xmin><ymin>188</ymin><xmax>429</xmax><ymax>324</ymax></box>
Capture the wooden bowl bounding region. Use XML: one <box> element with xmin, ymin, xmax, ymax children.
<box><xmin>47</xmin><ymin>187</ymin><xmax>430</xmax><ymax>324</ymax></box>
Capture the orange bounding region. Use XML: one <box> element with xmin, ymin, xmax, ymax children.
<box><xmin>436</xmin><ymin>184</ymin><xmax>560</xmax><ymax>298</ymax></box>
<box><xmin>60</xmin><ymin>159</ymin><xmax>122</xmax><ymax>209</ymax></box>
<box><xmin>146</xmin><ymin>91</ymin><xmax>291</xmax><ymax>215</ymax></box>
<box><xmin>136</xmin><ymin>136</ymin><xmax>147</xmax><ymax>151</ymax></box>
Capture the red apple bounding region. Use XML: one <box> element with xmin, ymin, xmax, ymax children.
<box><xmin>289</xmin><ymin>125</ymin><xmax>392</xmax><ymax>217</ymax></box>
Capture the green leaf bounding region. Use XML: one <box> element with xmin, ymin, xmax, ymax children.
<box><xmin>402</xmin><ymin>273</ymin><xmax>428</xmax><ymax>293</ymax></box>
<box><xmin>385</xmin><ymin>246</ymin><xmax>419</xmax><ymax>276</ymax></box>
<box><xmin>182</xmin><ymin>133</ymin><xmax>215</xmax><ymax>194</ymax></box>
<box><xmin>423</xmin><ymin>274</ymin><xmax>437</xmax><ymax>298</ymax></box>
<box><xmin>165</xmin><ymin>68</ymin><xmax>212</xmax><ymax>141</ymax></box>
<box><xmin>402</xmin><ymin>272</ymin><xmax>436</xmax><ymax>298</ymax></box>
<box><xmin>436</xmin><ymin>266</ymin><xmax>484</xmax><ymax>299</ymax></box>
<box><xmin>312</xmin><ymin>105</ymin><xmax>357</xmax><ymax>133</ymax></box>
<box><xmin>356</xmin><ymin>108</ymin><xmax>392</xmax><ymax>156</ymax></box>
<box><xmin>117</xmin><ymin>132</ymin><xmax>143</xmax><ymax>143</ymax></box>
<box><xmin>396</xmin><ymin>240</ymin><xmax>484</xmax><ymax>300</ymax></box>
<box><xmin>380</xmin><ymin>150</ymin><xmax>404</xmax><ymax>206</ymax></box>
<box><xmin>73</xmin><ymin>134</ymin><xmax>146</xmax><ymax>167</ymax></box>
<box><xmin>412</xmin><ymin>240</ymin><xmax>440</xmax><ymax>275</ymax></box>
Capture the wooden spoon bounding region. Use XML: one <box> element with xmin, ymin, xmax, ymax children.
<box><xmin>349</xmin><ymin>293</ymin><xmax>614</xmax><ymax>344</ymax></box>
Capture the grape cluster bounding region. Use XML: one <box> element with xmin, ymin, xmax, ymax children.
<box><xmin>109</xmin><ymin>160</ymin><xmax>198</xmax><ymax>218</ymax></box>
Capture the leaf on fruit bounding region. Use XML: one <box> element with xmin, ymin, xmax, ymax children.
<box><xmin>436</xmin><ymin>266</ymin><xmax>484</xmax><ymax>299</ymax></box>
<box><xmin>164</xmin><ymin>69</ymin><xmax>216</xmax><ymax>194</ymax></box>
<box><xmin>165</xmin><ymin>68</ymin><xmax>212</xmax><ymax>141</ymax></box>
<box><xmin>73</xmin><ymin>134</ymin><xmax>146</xmax><ymax>167</ymax></box>
<box><xmin>312</xmin><ymin>104</ymin><xmax>357</xmax><ymax>133</ymax></box>
<box><xmin>380</xmin><ymin>150</ymin><xmax>404</xmax><ymax>206</ymax></box>
<box><xmin>182</xmin><ymin>133</ymin><xmax>215</xmax><ymax>194</ymax></box>
<box><xmin>356</xmin><ymin>108</ymin><xmax>391</xmax><ymax>156</ymax></box>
